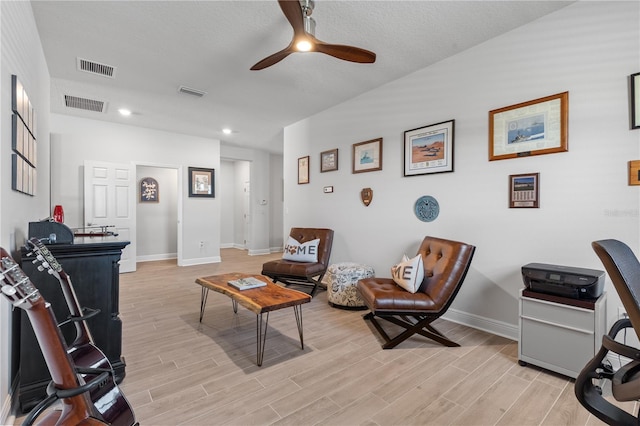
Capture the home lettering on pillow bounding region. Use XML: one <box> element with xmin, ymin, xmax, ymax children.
<box><xmin>282</xmin><ymin>237</ymin><xmax>320</xmax><ymax>262</ymax></box>
<box><xmin>391</xmin><ymin>254</ymin><xmax>424</xmax><ymax>293</ymax></box>
<box><xmin>391</xmin><ymin>263</ymin><xmax>415</xmax><ymax>281</ymax></box>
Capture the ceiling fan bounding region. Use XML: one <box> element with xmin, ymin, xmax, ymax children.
<box><xmin>250</xmin><ymin>0</ymin><xmax>376</xmax><ymax>71</ymax></box>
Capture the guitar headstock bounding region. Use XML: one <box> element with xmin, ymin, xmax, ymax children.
<box><xmin>26</xmin><ymin>237</ymin><xmax>67</xmax><ymax>282</ymax></box>
<box><xmin>0</xmin><ymin>247</ymin><xmax>42</xmax><ymax>310</ymax></box>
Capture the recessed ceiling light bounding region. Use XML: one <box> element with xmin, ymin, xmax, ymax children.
<box><xmin>222</xmin><ymin>128</ymin><xmax>232</xmax><ymax>135</ymax></box>
<box><xmin>118</xmin><ymin>108</ymin><xmax>132</xmax><ymax>116</ymax></box>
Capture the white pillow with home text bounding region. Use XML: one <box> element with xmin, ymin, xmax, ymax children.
<box><xmin>282</xmin><ymin>237</ymin><xmax>320</xmax><ymax>263</ymax></box>
<box><xmin>391</xmin><ymin>254</ymin><xmax>424</xmax><ymax>293</ymax></box>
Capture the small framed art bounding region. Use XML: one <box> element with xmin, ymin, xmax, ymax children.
<box><xmin>352</xmin><ymin>138</ymin><xmax>382</xmax><ymax>174</ymax></box>
<box><xmin>188</xmin><ymin>167</ymin><xmax>215</xmax><ymax>197</ymax></box>
<box><xmin>320</xmin><ymin>149</ymin><xmax>338</xmax><ymax>172</ymax></box>
<box><xmin>298</xmin><ymin>156</ymin><xmax>310</xmax><ymax>184</ymax></box>
<box><xmin>509</xmin><ymin>173</ymin><xmax>539</xmax><ymax>208</ymax></box>
<box><xmin>404</xmin><ymin>120</ymin><xmax>454</xmax><ymax>176</ymax></box>
<box><xmin>490</xmin><ymin>92</ymin><xmax>568</xmax><ymax>161</ymax></box>
<box><xmin>140</xmin><ymin>177</ymin><xmax>159</xmax><ymax>202</ymax></box>
<box><xmin>631</xmin><ymin>72</ymin><xmax>640</xmax><ymax>129</ymax></box>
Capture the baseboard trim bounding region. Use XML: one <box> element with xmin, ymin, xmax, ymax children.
<box><xmin>248</xmin><ymin>249</ymin><xmax>271</xmax><ymax>256</ymax></box>
<box><xmin>442</xmin><ymin>308</ymin><xmax>519</xmax><ymax>341</ymax></box>
<box><xmin>180</xmin><ymin>256</ymin><xmax>221</xmax><ymax>266</ymax></box>
<box><xmin>137</xmin><ymin>253</ymin><xmax>177</xmax><ymax>262</ymax></box>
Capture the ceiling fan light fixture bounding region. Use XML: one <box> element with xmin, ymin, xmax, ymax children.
<box><xmin>296</xmin><ymin>39</ymin><xmax>313</xmax><ymax>52</ymax></box>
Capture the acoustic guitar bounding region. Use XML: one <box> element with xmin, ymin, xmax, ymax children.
<box><xmin>25</xmin><ymin>238</ymin><xmax>136</xmax><ymax>426</ymax></box>
<box><xmin>0</xmin><ymin>247</ymin><xmax>106</xmax><ymax>425</ymax></box>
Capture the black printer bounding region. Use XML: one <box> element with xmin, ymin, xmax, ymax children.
<box><xmin>522</xmin><ymin>263</ymin><xmax>604</xmax><ymax>300</ymax></box>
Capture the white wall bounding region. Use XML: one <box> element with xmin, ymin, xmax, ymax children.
<box><xmin>136</xmin><ymin>165</ymin><xmax>178</xmax><ymax>261</ymax></box>
<box><xmin>269</xmin><ymin>153</ymin><xmax>284</xmax><ymax>251</ymax></box>
<box><xmin>284</xmin><ymin>1</ymin><xmax>640</xmax><ymax>338</ymax></box>
<box><xmin>0</xmin><ymin>2</ymin><xmax>51</xmax><ymax>422</ymax></box>
<box><xmin>220</xmin><ymin>160</ymin><xmax>235</xmax><ymax>247</ymax></box>
<box><xmin>233</xmin><ymin>160</ymin><xmax>250</xmax><ymax>248</ymax></box>
<box><xmin>0</xmin><ymin>1</ymin><xmax>51</xmax><ymax>424</ymax></box>
<box><xmin>50</xmin><ymin>114</ymin><xmax>221</xmax><ymax>265</ymax></box>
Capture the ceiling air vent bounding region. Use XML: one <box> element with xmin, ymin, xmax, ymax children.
<box><xmin>77</xmin><ymin>57</ymin><xmax>116</xmax><ymax>78</ymax></box>
<box><xmin>178</xmin><ymin>86</ymin><xmax>207</xmax><ymax>97</ymax></box>
<box><xmin>64</xmin><ymin>95</ymin><xmax>106</xmax><ymax>113</ymax></box>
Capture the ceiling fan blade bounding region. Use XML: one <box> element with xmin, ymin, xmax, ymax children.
<box><xmin>278</xmin><ymin>0</ymin><xmax>305</xmax><ymax>36</ymax></box>
<box><xmin>315</xmin><ymin>41</ymin><xmax>376</xmax><ymax>64</ymax></box>
<box><xmin>250</xmin><ymin>46</ymin><xmax>295</xmax><ymax>70</ymax></box>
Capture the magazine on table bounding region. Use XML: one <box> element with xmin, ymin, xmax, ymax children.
<box><xmin>228</xmin><ymin>277</ymin><xmax>267</xmax><ymax>290</ymax></box>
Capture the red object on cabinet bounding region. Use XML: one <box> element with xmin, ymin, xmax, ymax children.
<box><xmin>52</xmin><ymin>205</ymin><xmax>64</xmax><ymax>223</ymax></box>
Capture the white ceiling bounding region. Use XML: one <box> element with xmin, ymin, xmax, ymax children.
<box><xmin>31</xmin><ymin>1</ymin><xmax>573</xmax><ymax>154</ymax></box>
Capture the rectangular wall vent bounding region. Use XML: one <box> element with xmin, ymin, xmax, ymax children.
<box><xmin>178</xmin><ymin>86</ymin><xmax>207</xmax><ymax>97</ymax></box>
<box><xmin>77</xmin><ymin>58</ymin><xmax>116</xmax><ymax>78</ymax></box>
<box><xmin>64</xmin><ymin>95</ymin><xmax>106</xmax><ymax>113</ymax></box>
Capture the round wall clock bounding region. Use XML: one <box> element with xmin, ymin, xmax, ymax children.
<box><xmin>414</xmin><ymin>195</ymin><xmax>439</xmax><ymax>222</ymax></box>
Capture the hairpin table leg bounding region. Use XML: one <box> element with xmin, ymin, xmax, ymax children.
<box><xmin>199</xmin><ymin>287</ymin><xmax>209</xmax><ymax>323</ymax></box>
<box><xmin>293</xmin><ymin>304</ymin><xmax>304</xmax><ymax>349</ymax></box>
<box><xmin>256</xmin><ymin>312</ymin><xmax>270</xmax><ymax>366</ymax></box>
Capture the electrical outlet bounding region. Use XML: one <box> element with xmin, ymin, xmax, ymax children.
<box><xmin>199</xmin><ymin>241</ymin><xmax>205</xmax><ymax>248</ymax></box>
<box><xmin>618</xmin><ymin>306</ymin><xmax>628</xmax><ymax>320</ymax></box>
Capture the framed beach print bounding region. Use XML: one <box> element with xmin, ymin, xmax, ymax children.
<box><xmin>509</xmin><ymin>173</ymin><xmax>539</xmax><ymax>208</ymax></box>
<box><xmin>188</xmin><ymin>167</ymin><xmax>215</xmax><ymax>197</ymax></box>
<box><xmin>404</xmin><ymin>120</ymin><xmax>454</xmax><ymax>176</ymax></box>
<box><xmin>352</xmin><ymin>138</ymin><xmax>382</xmax><ymax>174</ymax></box>
<box><xmin>489</xmin><ymin>92</ymin><xmax>568</xmax><ymax>161</ymax></box>
<box><xmin>631</xmin><ymin>72</ymin><xmax>640</xmax><ymax>129</ymax></box>
<box><xmin>320</xmin><ymin>149</ymin><xmax>338</xmax><ymax>172</ymax></box>
<box><xmin>298</xmin><ymin>156</ymin><xmax>310</xmax><ymax>184</ymax></box>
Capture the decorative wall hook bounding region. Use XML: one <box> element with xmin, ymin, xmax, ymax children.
<box><xmin>361</xmin><ymin>188</ymin><xmax>373</xmax><ymax>206</ymax></box>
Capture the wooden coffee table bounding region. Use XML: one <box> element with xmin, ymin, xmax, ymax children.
<box><xmin>195</xmin><ymin>273</ymin><xmax>311</xmax><ymax>366</ymax></box>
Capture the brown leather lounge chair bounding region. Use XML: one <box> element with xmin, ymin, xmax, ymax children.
<box><xmin>262</xmin><ymin>228</ymin><xmax>334</xmax><ymax>296</ymax></box>
<box><xmin>357</xmin><ymin>236</ymin><xmax>475</xmax><ymax>349</ymax></box>
<box><xmin>574</xmin><ymin>239</ymin><xmax>640</xmax><ymax>426</ymax></box>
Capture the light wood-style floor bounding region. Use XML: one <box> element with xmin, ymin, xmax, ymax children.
<box><xmin>17</xmin><ymin>249</ymin><xmax>636</xmax><ymax>425</ymax></box>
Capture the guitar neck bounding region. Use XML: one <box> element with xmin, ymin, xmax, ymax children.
<box><xmin>27</xmin><ymin>238</ymin><xmax>94</xmax><ymax>347</ymax></box>
<box><xmin>59</xmin><ymin>274</ymin><xmax>94</xmax><ymax>347</ymax></box>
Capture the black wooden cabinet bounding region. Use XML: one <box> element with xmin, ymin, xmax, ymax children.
<box><xmin>18</xmin><ymin>238</ymin><xmax>130</xmax><ymax>413</ymax></box>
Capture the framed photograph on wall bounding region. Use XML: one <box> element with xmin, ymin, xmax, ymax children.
<box><xmin>352</xmin><ymin>138</ymin><xmax>382</xmax><ymax>174</ymax></box>
<box><xmin>631</xmin><ymin>72</ymin><xmax>640</xmax><ymax>129</ymax></box>
<box><xmin>404</xmin><ymin>120</ymin><xmax>454</xmax><ymax>176</ymax></box>
<box><xmin>298</xmin><ymin>156</ymin><xmax>310</xmax><ymax>184</ymax></box>
<box><xmin>489</xmin><ymin>92</ymin><xmax>568</xmax><ymax>161</ymax></box>
<box><xmin>188</xmin><ymin>167</ymin><xmax>215</xmax><ymax>197</ymax></box>
<box><xmin>509</xmin><ymin>172</ymin><xmax>539</xmax><ymax>208</ymax></box>
<box><xmin>320</xmin><ymin>149</ymin><xmax>338</xmax><ymax>172</ymax></box>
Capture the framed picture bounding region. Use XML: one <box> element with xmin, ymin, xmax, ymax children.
<box><xmin>404</xmin><ymin>120</ymin><xmax>454</xmax><ymax>177</ymax></box>
<box><xmin>320</xmin><ymin>149</ymin><xmax>338</xmax><ymax>172</ymax></box>
<box><xmin>139</xmin><ymin>177</ymin><xmax>159</xmax><ymax>202</ymax></box>
<box><xmin>631</xmin><ymin>72</ymin><xmax>640</xmax><ymax>129</ymax></box>
<box><xmin>352</xmin><ymin>138</ymin><xmax>382</xmax><ymax>174</ymax></box>
<box><xmin>489</xmin><ymin>92</ymin><xmax>568</xmax><ymax>161</ymax></box>
<box><xmin>509</xmin><ymin>173</ymin><xmax>539</xmax><ymax>208</ymax></box>
<box><xmin>188</xmin><ymin>167</ymin><xmax>215</xmax><ymax>197</ymax></box>
<box><xmin>298</xmin><ymin>156</ymin><xmax>309</xmax><ymax>184</ymax></box>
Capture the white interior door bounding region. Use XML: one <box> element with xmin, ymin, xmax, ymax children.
<box><xmin>84</xmin><ymin>160</ymin><xmax>136</xmax><ymax>272</ymax></box>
